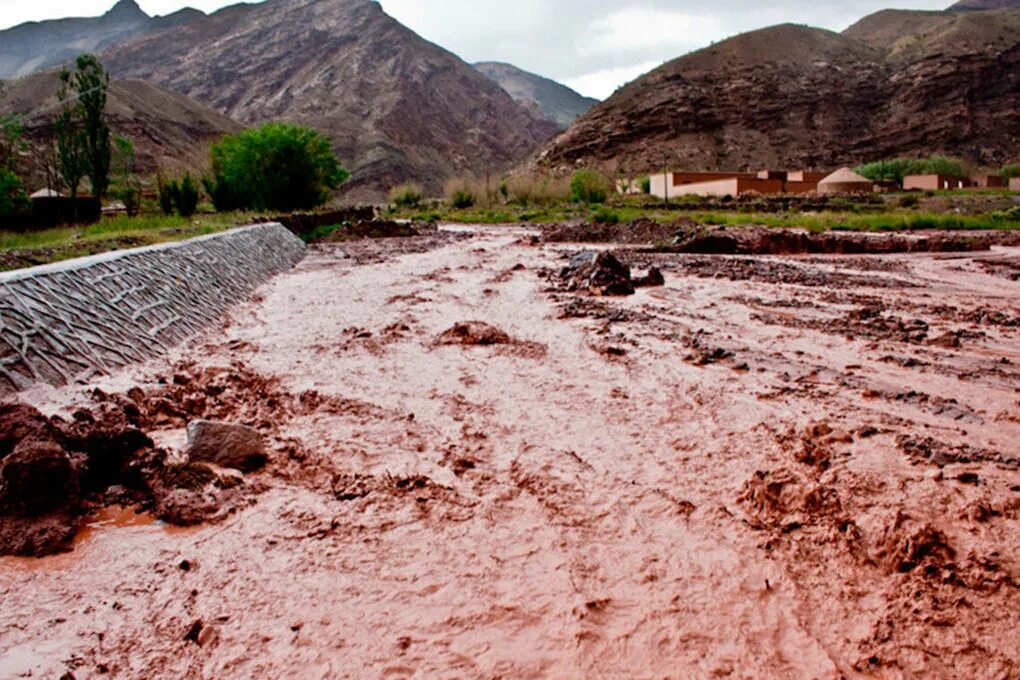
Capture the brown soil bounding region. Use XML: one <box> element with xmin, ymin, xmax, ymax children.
<box><xmin>1</xmin><ymin>225</ymin><xmax>1019</xmax><ymax>678</ymax></box>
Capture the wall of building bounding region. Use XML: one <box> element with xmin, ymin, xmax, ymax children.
<box><xmin>904</xmin><ymin>175</ymin><xmax>972</xmax><ymax>191</ymax></box>
<box><xmin>1011</xmin><ymin>178</ymin><xmax>1020</xmax><ymax>192</ymax></box>
<box><xmin>0</xmin><ymin>223</ymin><xmax>306</xmax><ymax>395</ymax></box>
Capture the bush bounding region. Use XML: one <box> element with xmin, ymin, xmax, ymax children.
<box><xmin>856</xmin><ymin>155</ymin><xmax>967</xmax><ymax>185</ymax></box>
<box><xmin>570</xmin><ymin>169</ymin><xmax>610</xmax><ymax>204</ymax></box>
<box><xmin>209</xmin><ymin>122</ymin><xmax>348</xmax><ymax>212</ymax></box>
<box><xmin>898</xmin><ymin>194</ymin><xmax>920</xmax><ymax>208</ymax></box>
<box><xmin>175</xmin><ymin>174</ymin><xmax>200</xmax><ymax>217</ymax></box>
<box><xmin>640</xmin><ymin>176</ymin><xmax>652</xmax><ymax>194</ymax></box>
<box><xmin>450</xmin><ymin>189</ymin><xmax>475</xmax><ymax>209</ymax></box>
<box><xmin>1000</xmin><ymin>164</ymin><xmax>1020</xmax><ymax>180</ymax></box>
<box><xmin>0</xmin><ymin>168</ymin><xmax>29</xmax><ymax>217</ymax></box>
<box><xmin>506</xmin><ymin>175</ymin><xmax>570</xmax><ymax>206</ymax></box>
<box><xmin>592</xmin><ymin>207</ymin><xmax>619</xmax><ymax>224</ymax></box>
<box><xmin>157</xmin><ymin>176</ymin><xmax>175</xmax><ymax>215</ymax></box>
<box><xmin>390</xmin><ymin>183</ymin><xmax>424</xmax><ymax>209</ymax></box>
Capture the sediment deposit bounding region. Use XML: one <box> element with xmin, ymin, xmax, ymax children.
<box><xmin>1</xmin><ymin>226</ymin><xmax>1018</xmax><ymax>678</ymax></box>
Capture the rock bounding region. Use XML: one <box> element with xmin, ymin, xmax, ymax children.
<box><xmin>563</xmin><ymin>251</ymin><xmax>635</xmax><ymax>296</ymax></box>
<box><xmin>433</xmin><ymin>322</ymin><xmax>513</xmax><ymax>347</ymax></box>
<box><xmin>156</xmin><ymin>487</ymin><xmax>223</xmax><ymax>526</ymax></box>
<box><xmin>633</xmin><ymin>267</ymin><xmax>665</xmax><ymax>288</ymax></box>
<box><xmin>0</xmin><ymin>402</ymin><xmax>62</xmax><ymax>459</ymax></box>
<box><xmin>185</xmin><ymin>420</ymin><xmax>268</xmax><ymax>473</ymax></box>
<box><xmin>0</xmin><ymin>442</ymin><xmax>77</xmax><ymax>515</ymax></box>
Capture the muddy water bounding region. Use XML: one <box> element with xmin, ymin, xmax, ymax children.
<box><xmin>1</xmin><ymin>228</ymin><xmax>1019</xmax><ymax>678</ymax></box>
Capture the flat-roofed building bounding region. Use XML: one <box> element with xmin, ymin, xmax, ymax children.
<box><xmin>971</xmin><ymin>174</ymin><xmax>1006</xmax><ymax>189</ymax></box>
<box><xmin>1010</xmin><ymin>177</ymin><xmax>1020</xmax><ymax>191</ymax></box>
<box><xmin>904</xmin><ymin>174</ymin><xmax>973</xmax><ymax>191</ymax></box>
<box><xmin>666</xmin><ymin>177</ymin><xmax>784</xmax><ymax>198</ymax></box>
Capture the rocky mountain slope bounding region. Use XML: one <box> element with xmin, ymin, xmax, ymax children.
<box><xmin>0</xmin><ymin>0</ymin><xmax>204</xmax><ymax>79</ymax></box>
<box><xmin>534</xmin><ymin>9</ymin><xmax>1019</xmax><ymax>174</ymax></box>
<box><xmin>102</xmin><ymin>0</ymin><xmax>558</xmax><ymax>199</ymax></box>
<box><xmin>950</xmin><ymin>0</ymin><xmax>1020</xmax><ymax>10</ymax></box>
<box><xmin>0</xmin><ymin>72</ymin><xmax>241</xmax><ymax>189</ymax></box>
<box><xmin>474</xmin><ymin>62</ymin><xmax>598</xmax><ymax>128</ymax></box>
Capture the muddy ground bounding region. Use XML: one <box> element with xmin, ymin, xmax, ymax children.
<box><xmin>1</xmin><ymin>226</ymin><xmax>1019</xmax><ymax>678</ymax></box>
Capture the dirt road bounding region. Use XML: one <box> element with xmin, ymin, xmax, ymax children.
<box><xmin>2</xmin><ymin>227</ymin><xmax>1019</xmax><ymax>678</ymax></box>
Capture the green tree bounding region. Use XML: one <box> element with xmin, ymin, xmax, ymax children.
<box><xmin>60</xmin><ymin>55</ymin><xmax>111</xmax><ymax>200</ymax></box>
<box><xmin>570</xmin><ymin>169</ymin><xmax>610</xmax><ymax>204</ymax></box>
<box><xmin>0</xmin><ymin>116</ymin><xmax>29</xmax><ymax>217</ymax></box>
<box><xmin>111</xmin><ymin>136</ymin><xmax>142</xmax><ymax>216</ymax></box>
<box><xmin>1000</xmin><ymin>164</ymin><xmax>1020</xmax><ymax>180</ymax></box>
<box><xmin>55</xmin><ymin>79</ymin><xmax>86</xmax><ymax>220</ymax></box>
<box><xmin>207</xmin><ymin>122</ymin><xmax>348</xmax><ymax>212</ymax></box>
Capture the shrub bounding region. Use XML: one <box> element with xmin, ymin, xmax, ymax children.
<box><xmin>0</xmin><ymin>168</ymin><xmax>28</xmax><ymax>217</ymax></box>
<box><xmin>571</xmin><ymin>169</ymin><xmax>610</xmax><ymax>204</ymax></box>
<box><xmin>390</xmin><ymin>183</ymin><xmax>424</xmax><ymax>209</ymax></box>
<box><xmin>1000</xmin><ymin>164</ymin><xmax>1020</xmax><ymax>180</ymax></box>
<box><xmin>640</xmin><ymin>176</ymin><xmax>651</xmax><ymax>194</ymax></box>
<box><xmin>898</xmin><ymin>194</ymin><xmax>920</xmax><ymax>208</ymax></box>
<box><xmin>856</xmin><ymin>155</ymin><xmax>967</xmax><ymax>185</ymax></box>
<box><xmin>450</xmin><ymin>189</ymin><xmax>475</xmax><ymax>209</ymax></box>
<box><xmin>506</xmin><ymin>175</ymin><xmax>570</xmax><ymax>206</ymax></box>
<box><xmin>157</xmin><ymin>177</ymin><xmax>175</xmax><ymax>215</ymax></box>
<box><xmin>592</xmin><ymin>207</ymin><xmax>619</xmax><ymax>224</ymax></box>
<box><xmin>209</xmin><ymin>122</ymin><xmax>348</xmax><ymax>212</ymax></box>
<box><xmin>175</xmin><ymin>173</ymin><xmax>200</xmax><ymax>217</ymax></box>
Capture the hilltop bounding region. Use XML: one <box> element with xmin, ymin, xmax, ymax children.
<box><xmin>534</xmin><ymin>8</ymin><xmax>1019</xmax><ymax>174</ymax></box>
<box><xmin>475</xmin><ymin>62</ymin><xmax>598</xmax><ymax>128</ymax></box>
<box><xmin>101</xmin><ymin>0</ymin><xmax>558</xmax><ymax>199</ymax></box>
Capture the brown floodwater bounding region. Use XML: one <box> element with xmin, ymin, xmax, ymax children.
<box><xmin>1</xmin><ymin>227</ymin><xmax>1019</xmax><ymax>679</ymax></box>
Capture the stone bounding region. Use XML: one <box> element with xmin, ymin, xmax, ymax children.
<box><xmin>0</xmin><ymin>441</ymin><xmax>77</xmax><ymax>515</ymax></box>
<box><xmin>185</xmin><ymin>420</ymin><xmax>267</xmax><ymax>473</ymax></box>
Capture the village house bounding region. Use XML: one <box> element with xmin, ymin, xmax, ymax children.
<box><xmin>903</xmin><ymin>174</ymin><xmax>974</xmax><ymax>191</ymax></box>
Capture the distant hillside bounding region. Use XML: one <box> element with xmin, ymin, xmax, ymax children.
<box><xmin>949</xmin><ymin>0</ymin><xmax>1020</xmax><ymax>10</ymax></box>
<box><xmin>102</xmin><ymin>0</ymin><xmax>558</xmax><ymax>199</ymax></box>
<box><xmin>534</xmin><ymin>12</ymin><xmax>1019</xmax><ymax>175</ymax></box>
<box><xmin>474</xmin><ymin>62</ymin><xmax>598</xmax><ymax>128</ymax></box>
<box><xmin>0</xmin><ymin>72</ymin><xmax>241</xmax><ymax>189</ymax></box>
<box><xmin>0</xmin><ymin>0</ymin><xmax>205</xmax><ymax>79</ymax></box>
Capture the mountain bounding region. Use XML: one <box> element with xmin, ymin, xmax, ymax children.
<box><xmin>102</xmin><ymin>0</ymin><xmax>559</xmax><ymax>199</ymax></box>
<box><xmin>474</xmin><ymin>62</ymin><xmax>598</xmax><ymax>128</ymax></box>
<box><xmin>534</xmin><ymin>10</ymin><xmax>1020</xmax><ymax>175</ymax></box>
<box><xmin>949</xmin><ymin>0</ymin><xmax>1020</xmax><ymax>10</ymax></box>
<box><xmin>0</xmin><ymin>71</ymin><xmax>241</xmax><ymax>189</ymax></box>
<box><xmin>0</xmin><ymin>1</ymin><xmax>206</xmax><ymax>79</ymax></box>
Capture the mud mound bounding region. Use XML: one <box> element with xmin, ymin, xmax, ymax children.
<box><xmin>666</xmin><ymin>225</ymin><xmax>1020</xmax><ymax>255</ymax></box>
<box><xmin>0</xmin><ymin>395</ymin><xmax>273</xmax><ymax>556</ymax></box>
<box><xmin>543</xmin><ymin>218</ymin><xmax>695</xmax><ymax>245</ymax></box>
<box><xmin>433</xmin><ymin>322</ymin><xmax>513</xmax><ymax>346</ymax></box>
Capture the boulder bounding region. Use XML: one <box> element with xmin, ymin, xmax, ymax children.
<box><xmin>0</xmin><ymin>441</ymin><xmax>77</xmax><ymax>515</ymax></box>
<box><xmin>563</xmin><ymin>251</ymin><xmax>635</xmax><ymax>296</ymax></box>
<box><xmin>185</xmin><ymin>420</ymin><xmax>267</xmax><ymax>473</ymax></box>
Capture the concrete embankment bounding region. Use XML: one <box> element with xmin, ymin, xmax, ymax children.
<box><xmin>0</xmin><ymin>223</ymin><xmax>305</xmax><ymax>394</ymax></box>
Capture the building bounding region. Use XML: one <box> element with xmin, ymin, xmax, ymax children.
<box><xmin>1011</xmin><ymin>177</ymin><xmax>1020</xmax><ymax>192</ymax></box>
<box><xmin>903</xmin><ymin>174</ymin><xmax>973</xmax><ymax>191</ymax></box>
<box><xmin>971</xmin><ymin>174</ymin><xmax>1006</xmax><ymax>189</ymax></box>
<box><xmin>648</xmin><ymin>170</ymin><xmax>824</xmax><ymax>198</ymax></box>
<box><xmin>817</xmin><ymin>168</ymin><xmax>875</xmax><ymax>195</ymax></box>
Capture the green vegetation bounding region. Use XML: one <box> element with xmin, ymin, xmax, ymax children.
<box><xmin>1001</xmin><ymin>164</ymin><xmax>1020</xmax><ymax>180</ymax></box>
<box><xmin>0</xmin><ymin>117</ymin><xmax>28</xmax><ymax>217</ymax></box>
<box><xmin>0</xmin><ymin>212</ymin><xmax>251</xmax><ymax>270</ymax></box>
<box><xmin>639</xmin><ymin>176</ymin><xmax>652</xmax><ymax>194</ymax></box>
<box><xmin>570</xmin><ymin>169</ymin><xmax>610</xmax><ymax>204</ymax></box>
<box><xmin>856</xmin><ymin>155</ymin><xmax>967</xmax><ymax>185</ymax></box>
<box><xmin>592</xmin><ymin>206</ymin><xmax>620</xmax><ymax>224</ymax></box>
<box><xmin>157</xmin><ymin>174</ymin><xmax>200</xmax><ymax>217</ymax></box>
<box><xmin>207</xmin><ymin>122</ymin><xmax>348</xmax><ymax>212</ymax></box>
<box><xmin>110</xmin><ymin>136</ymin><xmax>141</xmax><ymax>216</ymax></box>
<box><xmin>449</xmin><ymin>188</ymin><xmax>475</xmax><ymax>209</ymax></box>
<box><xmin>389</xmin><ymin>183</ymin><xmax>424</xmax><ymax>209</ymax></box>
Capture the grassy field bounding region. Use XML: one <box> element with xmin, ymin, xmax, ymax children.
<box><xmin>1</xmin><ymin>190</ymin><xmax>1017</xmax><ymax>271</ymax></box>
<box><xmin>0</xmin><ymin>212</ymin><xmax>253</xmax><ymax>271</ymax></box>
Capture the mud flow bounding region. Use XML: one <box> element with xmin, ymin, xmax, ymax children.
<box><xmin>1</xmin><ymin>225</ymin><xmax>1019</xmax><ymax>678</ymax></box>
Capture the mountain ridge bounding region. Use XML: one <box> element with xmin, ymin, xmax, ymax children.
<box><xmin>474</xmin><ymin>62</ymin><xmax>598</xmax><ymax>128</ymax></box>
<box><xmin>533</xmin><ymin>10</ymin><xmax>1019</xmax><ymax>174</ymax></box>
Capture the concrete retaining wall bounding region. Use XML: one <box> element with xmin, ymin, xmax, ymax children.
<box><xmin>0</xmin><ymin>223</ymin><xmax>305</xmax><ymax>394</ymax></box>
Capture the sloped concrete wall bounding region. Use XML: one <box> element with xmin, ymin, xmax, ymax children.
<box><xmin>0</xmin><ymin>223</ymin><xmax>305</xmax><ymax>394</ymax></box>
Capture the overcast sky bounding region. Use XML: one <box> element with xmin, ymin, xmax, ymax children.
<box><xmin>1</xmin><ymin>0</ymin><xmax>950</xmax><ymax>98</ymax></box>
